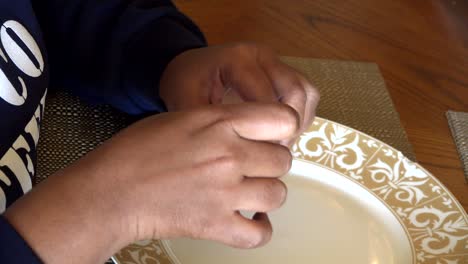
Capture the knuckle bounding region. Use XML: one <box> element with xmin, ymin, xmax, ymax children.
<box><xmin>290</xmin><ymin>83</ymin><xmax>307</xmax><ymax>101</ymax></box>
<box><xmin>232</xmin><ymin>236</ymin><xmax>252</xmax><ymax>249</ymax></box>
<box><xmin>270</xmin><ymin>145</ymin><xmax>293</xmax><ymax>175</ymax></box>
<box><xmin>279</xmin><ymin>104</ymin><xmax>301</xmax><ymax>135</ymax></box>
<box><xmin>247</xmin><ymin>231</ymin><xmax>265</xmax><ymax>248</ymax></box>
<box><xmin>277</xmin><ymin>180</ymin><xmax>288</xmax><ymax>206</ymax></box>
<box><xmin>211</xmin><ymin>134</ymin><xmax>244</xmax><ymax>173</ymax></box>
<box><xmin>191</xmin><ymin>107</ymin><xmax>227</xmax><ymax>131</ymax></box>
<box><xmin>304</xmin><ymin>83</ymin><xmax>320</xmax><ymax>103</ymax></box>
<box><xmin>214</xmin><ymin>144</ymin><xmax>244</xmax><ymax>173</ymax></box>
<box><xmin>213</xmin><ymin>116</ymin><xmax>231</xmax><ymax>130</ymax></box>
<box><xmin>211</xmin><ymin>118</ymin><xmax>238</xmax><ymax>142</ymax></box>
<box><xmin>249</xmin><ymin>226</ymin><xmax>272</xmax><ymax>248</ymax></box>
<box><xmin>228</xmin><ymin>227</ymin><xmax>253</xmax><ymax>249</ymax></box>
<box><xmin>277</xmin><ymin>146</ymin><xmax>293</xmax><ymax>174</ymax></box>
<box><xmin>262</xmin><ymin>179</ymin><xmax>288</xmax><ymax>209</ymax></box>
<box><xmin>240</xmin><ymin>227</ymin><xmax>269</xmax><ymax>249</ymax></box>
<box><xmin>210</xmin><ymin>109</ymin><xmax>232</xmax><ymax>127</ymax></box>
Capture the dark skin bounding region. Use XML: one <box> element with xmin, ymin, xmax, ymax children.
<box><xmin>161</xmin><ymin>43</ymin><xmax>319</xmax><ymax>144</ymax></box>
<box><xmin>4</xmin><ymin>43</ymin><xmax>319</xmax><ymax>263</ymax></box>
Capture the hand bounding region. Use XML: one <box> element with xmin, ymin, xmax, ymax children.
<box><xmin>4</xmin><ymin>103</ymin><xmax>299</xmax><ymax>263</ymax></box>
<box><xmin>160</xmin><ymin>43</ymin><xmax>320</xmax><ymax>144</ymax></box>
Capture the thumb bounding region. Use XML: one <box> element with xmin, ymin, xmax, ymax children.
<box><xmin>223</xmin><ymin>103</ymin><xmax>300</xmax><ymax>142</ymax></box>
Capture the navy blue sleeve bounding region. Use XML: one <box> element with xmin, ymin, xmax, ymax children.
<box><xmin>0</xmin><ymin>216</ymin><xmax>42</xmax><ymax>263</ymax></box>
<box><xmin>32</xmin><ymin>0</ymin><xmax>206</xmax><ymax>114</ymax></box>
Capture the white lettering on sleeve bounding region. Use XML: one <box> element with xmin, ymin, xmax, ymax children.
<box><xmin>0</xmin><ymin>67</ymin><xmax>27</xmax><ymax>105</ymax></box>
<box><xmin>1</xmin><ymin>20</ymin><xmax>44</xmax><ymax>77</ymax></box>
<box><xmin>0</xmin><ymin>170</ymin><xmax>9</xmax><ymax>212</ymax></box>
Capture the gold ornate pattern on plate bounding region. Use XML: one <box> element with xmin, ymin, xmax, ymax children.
<box><xmin>113</xmin><ymin>240</ymin><xmax>173</xmax><ymax>264</ymax></box>
<box><xmin>292</xmin><ymin>118</ymin><xmax>468</xmax><ymax>264</ymax></box>
<box><xmin>113</xmin><ymin>118</ymin><xmax>468</xmax><ymax>264</ymax></box>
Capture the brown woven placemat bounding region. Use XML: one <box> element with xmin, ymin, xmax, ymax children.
<box><xmin>36</xmin><ymin>94</ymin><xmax>132</xmax><ymax>184</ymax></box>
<box><xmin>281</xmin><ymin>57</ymin><xmax>415</xmax><ymax>160</ymax></box>
<box><xmin>446</xmin><ymin>111</ymin><xmax>468</xmax><ymax>181</ymax></box>
<box><xmin>37</xmin><ymin>57</ymin><xmax>415</xmax><ymax>184</ymax></box>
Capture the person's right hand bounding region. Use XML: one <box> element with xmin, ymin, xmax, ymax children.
<box><xmin>102</xmin><ymin>102</ymin><xmax>298</xmax><ymax>246</ymax></box>
<box><xmin>4</xmin><ymin>103</ymin><xmax>299</xmax><ymax>263</ymax></box>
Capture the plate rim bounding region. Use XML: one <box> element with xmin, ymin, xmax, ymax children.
<box><xmin>308</xmin><ymin>118</ymin><xmax>468</xmax><ymax>218</ymax></box>
<box><xmin>113</xmin><ymin>117</ymin><xmax>468</xmax><ymax>264</ymax></box>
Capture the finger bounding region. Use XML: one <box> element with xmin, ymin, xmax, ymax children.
<box><xmin>218</xmin><ymin>212</ymin><xmax>273</xmax><ymax>249</ymax></box>
<box><xmin>237</xmin><ymin>140</ymin><xmax>292</xmax><ymax>177</ymax></box>
<box><xmin>279</xmin><ymin>74</ymin><xmax>319</xmax><ymax>148</ymax></box>
<box><xmin>233</xmin><ymin>178</ymin><xmax>287</xmax><ymax>212</ymax></box>
<box><xmin>298</xmin><ymin>74</ymin><xmax>320</xmax><ymax>131</ymax></box>
<box><xmin>224</xmin><ymin>103</ymin><xmax>300</xmax><ymax>141</ymax></box>
<box><xmin>223</xmin><ymin>62</ymin><xmax>277</xmax><ymax>102</ymax></box>
<box><xmin>264</xmin><ymin>63</ymin><xmax>307</xmax><ymax>126</ymax></box>
<box><xmin>260</xmin><ymin>58</ymin><xmax>319</xmax><ymax>148</ymax></box>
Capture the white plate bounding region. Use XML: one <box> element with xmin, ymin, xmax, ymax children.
<box><xmin>113</xmin><ymin>117</ymin><xmax>468</xmax><ymax>264</ymax></box>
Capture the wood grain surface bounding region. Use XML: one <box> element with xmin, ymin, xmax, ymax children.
<box><xmin>174</xmin><ymin>0</ymin><xmax>468</xmax><ymax>211</ymax></box>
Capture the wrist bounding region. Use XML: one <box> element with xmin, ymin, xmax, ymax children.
<box><xmin>3</xmin><ymin>153</ymin><xmax>130</xmax><ymax>263</ymax></box>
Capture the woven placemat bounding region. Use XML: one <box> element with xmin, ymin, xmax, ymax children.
<box><xmin>35</xmin><ymin>94</ymin><xmax>132</xmax><ymax>184</ymax></box>
<box><xmin>446</xmin><ymin>111</ymin><xmax>468</xmax><ymax>181</ymax></box>
<box><xmin>281</xmin><ymin>57</ymin><xmax>415</xmax><ymax>161</ymax></box>
<box><xmin>37</xmin><ymin>57</ymin><xmax>415</xmax><ymax>183</ymax></box>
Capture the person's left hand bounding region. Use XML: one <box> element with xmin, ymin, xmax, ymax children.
<box><xmin>159</xmin><ymin>43</ymin><xmax>320</xmax><ymax>144</ymax></box>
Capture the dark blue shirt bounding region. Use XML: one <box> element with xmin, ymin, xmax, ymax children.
<box><xmin>0</xmin><ymin>0</ymin><xmax>205</xmax><ymax>262</ymax></box>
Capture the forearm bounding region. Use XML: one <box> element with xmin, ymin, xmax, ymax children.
<box><xmin>32</xmin><ymin>0</ymin><xmax>206</xmax><ymax>114</ymax></box>
<box><xmin>3</xmin><ymin>153</ymin><xmax>129</xmax><ymax>263</ymax></box>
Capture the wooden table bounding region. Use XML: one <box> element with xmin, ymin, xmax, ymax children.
<box><xmin>175</xmin><ymin>0</ymin><xmax>468</xmax><ymax>211</ymax></box>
